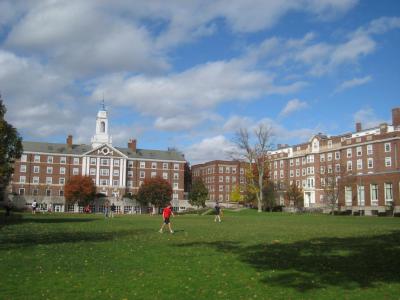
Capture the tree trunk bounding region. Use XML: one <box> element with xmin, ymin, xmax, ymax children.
<box><xmin>258</xmin><ymin>174</ymin><xmax>263</xmax><ymax>212</ymax></box>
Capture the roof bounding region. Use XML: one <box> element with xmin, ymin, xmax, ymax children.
<box><xmin>22</xmin><ymin>141</ymin><xmax>186</xmax><ymax>162</ymax></box>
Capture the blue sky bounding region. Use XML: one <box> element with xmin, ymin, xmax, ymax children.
<box><xmin>0</xmin><ymin>0</ymin><xmax>399</xmax><ymax>163</ymax></box>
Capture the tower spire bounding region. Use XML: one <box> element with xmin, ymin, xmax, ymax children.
<box><xmin>101</xmin><ymin>93</ymin><xmax>106</xmax><ymax>111</ymax></box>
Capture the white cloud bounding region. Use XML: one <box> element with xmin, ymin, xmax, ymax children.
<box><xmin>89</xmin><ymin>59</ymin><xmax>305</xmax><ymax>130</ymax></box>
<box><xmin>279</xmin><ymin>99</ymin><xmax>309</xmax><ymax>117</ymax></box>
<box><xmin>222</xmin><ymin>115</ymin><xmax>254</xmax><ymax>132</ymax></box>
<box><xmin>335</xmin><ymin>75</ymin><xmax>372</xmax><ymax>93</ymax></box>
<box><xmin>353</xmin><ymin>107</ymin><xmax>386</xmax><ymax>130</ymax></box>
<box><xmin>184</xmin><ymin>135</ymin><xmax>238</xmax><ymax>164</ymax></box>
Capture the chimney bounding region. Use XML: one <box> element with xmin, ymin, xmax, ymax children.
<box><xmin>356</xmin><ymin>122</ymin><xmax>362</xmax><ymax>132</ymax></box>
<box><xmin>392</xmin><ymin>107</ymin><xmax>400</xmax><ymax>127</ymax></box>
<box><xmin>128</xmin><ymin>139</ymin><xmax>137</xmax><ymax>152</ymax></box>
<box><xmin>66</xmin><ymin>135</ymin><xmax>73</xmax><ymax>147</ymax></box>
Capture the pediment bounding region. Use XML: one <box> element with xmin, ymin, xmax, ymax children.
<box><xmin>83</xmin><ymin>144</ymin><xmax>127</xmax><ymax>158</ymax></box>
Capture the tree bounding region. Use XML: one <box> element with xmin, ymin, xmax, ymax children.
<box><xmin>230</xmin><ymin>185</ymin><xmax>242</xmax><ymax>203</ymax></box>
<box><xmin>188</xmin><ymin>178</ymin><xmax>208</xmax><ymax>208</ymax></box>
<box><xmin>0</xmin><ymin>96</ymin><xmax>23</xmax><ymax>202</ymax></box>
<box><xmin>319</xmin><ymin>162</ymin><xmax>353</xmax><ymax>214</ymax></box>
<box><xmin>184</xmin><ymin>162</ymin><xmax>192</xmax><ymax>192</ymax></box>
<box><xmin>64</xmin><ymin>175</ymin><xmax>96</xmax><ymax>206</ymax></box>
<box><xmin>285</xmin><ymin>181</ymin><xmax>304</xmax><ymax>209</ymax></box>
<box><xmin>233</xmin><ymin>124</ymin><xmax>273</xmax><ymax>212</ymax></box>
<box><xmin>137</xmin><ymin>177</ymin><xmax>172</xmax><ymax>209</ymax></box>
<box><xmin>262</xmin><ymin>180</ymin><xmax>277</xmax><ymax>211</ymax></box>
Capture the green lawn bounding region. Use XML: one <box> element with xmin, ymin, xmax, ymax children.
<box><xmin>1</xmin><ymin>210</ymin><xmax>400</xmax><ymax>300</ymax></box>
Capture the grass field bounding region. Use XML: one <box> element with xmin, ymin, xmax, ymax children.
<box><xmin>1</xmin><ymin>210</ymin><xmax>400</xmax><ymax>300</ymax></box>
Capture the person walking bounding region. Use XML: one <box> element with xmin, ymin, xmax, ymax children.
<box><xmin>104</xmin><ymin>201</ymin><xmax>110</xmax><ymax>218</ymax></box>
<box><xmin>32</xmin><ymin>200</ymin><xmax>37</xmax><ymax>214</ymax></box>
<box><xmin>159</xmin><ymin>203</ymin><xmax>175</xmax><ymax>234</ymax></box>
<box><xmin>110</xmin><ymin>203</ymin><xmax>116</xmax><ymax>218</ymax></box>
<box><xmin>214</xmin><ymin>202</ymin><xmax>222</xmax><ymax>222</ymax></box>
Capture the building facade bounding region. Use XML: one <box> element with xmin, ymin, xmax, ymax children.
<box><xmin>9</xmin><ymin>107</ymin><xmax>188</xmax><ymax>213</ymax></box>
<box><xmin>192</xmin><ymin>160</ymin><xmax>248</xmax><ymax>203</ymax></box>
<box><xmin>193</xmin><ymin>108</ymin><xmax>400</xmax><ymax>215</ymax></box>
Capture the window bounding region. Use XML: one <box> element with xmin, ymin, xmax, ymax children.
<box><xmin>385</xmin><ymin>157</ymin><xmax>392</xmax><ymax>167</ymax></box>
<box><xmin>163</xmin><ymin>163</ymin><xmax>168</xmax><ymax>169</ymax></box>
<box><xmin>320</xmin><ymin>154</ymin><xmax>325</xmax><ymax>162</ymax></box>
<box><xmin>384</xmin><ymin>183</ymin><xmax>393</xmax><ymax>204</ymax></box>
<box><xmin>307</xmin><ymin>155</ymin><xmax>314</xmax><ymax>163</ymax></box>
<box><xmin>296</xmin><ymin>169</ymin><xmax>300</xmax><ymax>177</ymax></box>
<box><xmin>60</xmin><ymin>156</ymin><xmax>66</xmax><ymax>164</ymax></box>
<box><xmin>225</xmin><ymin>176</ymin><xmax>230</xmax><ymax>183</ymax></box>
<box><xmin>328</xmin><ymin>140</ymin><xmax>332</xmax><ymax>148</ymax></box>
<box><xmin>59</xmin><ymin>167</ymin><xmax>65</xmax><ymax>174</ymax></box>
<box><xmin>327</xmin><ymin>153</ymin><xmax>332</xmax><ymax>161</ymax></box>
<box><xmin>113</xmin><ymin>169</ymin><xmax>119</xmax><ymax>177</ymax></box>
<box><xmin>384</xmin><ymin>143</ymin><xmax>391</xmax><ymax>152</ymax></box>
<box><xmin>273</xmin><ymin>161</ymin><xmax>277</xmax><ymax>169</ymax></box>
<box><xmin>21</xmin><ymin>154</ymin><xmax>27</xmax><ymax>162</ymax></box>
<box><xmin>302</xmin><ymin>157</ymin><xmax>306</xmax><ymax>165</ymax></box>
<box><xmin>367</xmin><ymin>145</ymin><xmax>373</xmax><ymax>155</ymax></box>
<box><xmin>34</xmin><ymin>166</ymin><xmax>40</xmax><ymax>173</ymax></box>
<box><xmin>174</xmin><ymin>164</ymin><xmax>179</xmax><ymax>170</ymax></box>
<box><xmin>279</xmin><ymin>160</ymin><xmax>284</xmax><ymax>168</ymax></box>
<box><xmin>335</xmin><ymin>152</ymin><xmax>340</xmax><ymax>160</ymax></box>
<box><xmin>114</xmin><ymin>160</ymin><xmax>120</xmax><ymax>167</ymax></box>
<box><xmin>173</xmin><ymin>183</ymin><xmax>178</xmax><ymax>190</ymax></box>
<box><xmin>140</xmin><ymin>161</ymin><xmax>146</xmax><ymax>168</ymax></box>
<box><xmin>90</xmin><ymin>157</ymin><xmax>97</xmax><ymax>165</ymax></box>
<box><xmin>357</xmin><ymin>185</ymin><xmax>365</xmax><ymax>206</ymax></box>
<box><xmin>280</xmin><ymin>170</ymin><xmax>284</xmax><ymax>178</ymax></box>
<box><xmin>47</xmin><ymin>167</ymin><xmax>53</xmax><ymax>174</ymax></box>
<box><xmin>367</xmin><ymin>158</ymin><xmax>373</xmax><ymax>169</ymax></box>
<box><xmin>100</xmin><ymin>179</ymin><xmax>109</xmax><ymax>186</ymax></box>
<box><xmin>59</xmin><ymin>178</ymin><xmax>65</xmax><ymax>185</ymax></box>
<box><xmin>90</xmin><ymin>168</ymin><xmax>96</xmax><ymax>175</ymax></box>
<box><xmin>151</xmin><ymin>162</ymin><xmax>157</xmax><ymax>169</ymax></box>
<box><xmin>335</xmin><ymin>164</ymin><xmax>340</xmax><ymax>173</ymax></box>
<box><xmin>173</xmin><ymin>193</ymin><xmax>178</xmax><ymax>200</ymax></box>
<box><xmin>219</xmin><ymin>176</ymin><xmax>223</xmax><ymax>183</ymax></box>
<box><xmin>127</xmin><ymin>181</ymin><xmax>133</xmax><ymax>187</ymax></box>
<box><xmin>302</xmin><ymin>169</ymin><xmax>306</xmax><ymax>176</ymax></box>
<box><xmin>34</xmin><ymin>155</ymin><xmax>40</xmax><ymax>162</ymax></box>
<box><xmin>290</xmin><ymin>170</ymin><xmax>294</xmax><ymax>177</ymax></box>
<box><xmin>113</xmin><ymin>180</ymin><xmax>119</xmax><ymax>186</ymax></box>
<box><xmin>357</xmin><ymin>159</ymin><xmax>363</xmax><ymax>170</ymax></box>
<box><xmin>219</xmin><ymin>166</ymin><xmax>224</xmax><ymax>173</ymax></box>
<box><xmin>32</xmin><ymin>176</ymin><xmax>39</xmax><ymax>184</ymax></box>
<box><xmin>232</xmin><ymin>167</ymin><xmax>237</xmax><ymax>174</ymax></box>
<box><xmin>232</xmin><ymin>177</ymin><xmax>236</xmax><ymax>183</ymax></box>
<box><xmin>73</xmin><ymin>168</ymin><xmax>79</xmax><ymax>175</ymax></box>
<box><xmin>163</xmin><ymin>172</ymin><xmax>168</xmax><ymax>180</ymax></box>
<box><xmin>100</xmin><ymin>158</ymin><xmax>109</xmax><ymax>166</ymax></box>
<box><xmin>174</xmin><ymin>173</ymin><xmax>179</xmax><ymax>180</ymax></box>
<box><xmin>128</xmin><ymin>161</ymin><xmax>134</xmax><ymax>168</ymax></box>
<box><xmin>370</xmin><ymin>184</ymin><xmax>378</xmax><ymax>206</ymax></box>
<box><xmin>356</xmin><ymin>146</ymin><xmax>362</xmax><ymax>157</ymax></box>
<box><xmin>46</xmin><ymin>177</ymin><xmax>52</xmax><ymax>184</ymax></box>
<box><xmin>345</xmin><ymin>186</ymin><xmax>352</xmax><ymax>206</ymax></box>
<box><xmin>19</xmin><ymin>188</ymin><xmax>25</xmax><ymax>195</ymax></box>
<box><xmin>100</xmin><ymin>169</ymin><xmax>109</xmax><ymax>176</ymax></box>
<box><xmin>219</xmin><ymin>185</ymin><xmax>223</xmax><ymax>192</ymax></box>
<box><xmin>273</xmin><ymin>171</ymin><xmax>277</xmax><ymax>180</ymax></box>
<box><xmin>347</xmin><ymin>161</ymin><xmax>352</xmax><ymax>171</ymax></box>
<box><xmin>140</xmin><ymin>171</ymin><xmax>145</xmax><ymax>178</ymax></box>
<box><xmin>33</xmin><ymin>189</ymin><xmax>38</xmax><ymax>196</ymax></box>
<box><xmin>295</xmin><ymin>158</ymin><xmax>300</xmax><ymax>166</ymax></box>
<box><xmin>19</xmin><ymin>176</ymin><xmax>26</xmax><ymax>183</ymax></box>
<box><xmin>320</xmin><ymin>166</ymin><xmax>325</xmax><ymax>174</ymax></box>
<box><xmin>320</xmin><ymin>178</ymin><xmax>325</xmax><ymax>187</ymax></box>
<box><xmin>226</xmin><ymin>167</ymin><xmax>230</xmax><ymax>173</ymax></box>
<box><xmin>151</xmin><ymin>171</ymin><xmax>157</xmax><ymax>178</ymax></box>
<box><xmin>240</xmin><ymin>168</ymin><xmax>244</xmax><ymax>175</ymax></box>
<box><xmin>47</xmin><ymin>156</ymin><xmax>53</xmax><ymax>163</ymax></box>
<box><xmin>59</xmin><ymin>190</ymin><xmax>64</xmax><ymax>197</ymax></box>
<box><xmin>127</xmin><ymin>170</ymin><xmax>133</xmax><ymax>177</ymax></box>
<box><xmin>347</xmin><ymin>148</ymin><xmax>352</xmax><ymax>158</ymax></box>
<box><xmin>20</xmin><ymin>165</ymin><xmax>26</xmax><ymax>172</ymax></box>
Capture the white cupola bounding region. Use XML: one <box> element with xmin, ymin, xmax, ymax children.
<box><xmin>91</xmin><ymin>101</ymin><xmax>112</xmax><ymax>148</ymax></box>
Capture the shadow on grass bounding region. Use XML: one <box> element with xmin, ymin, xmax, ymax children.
<box><xmin>0</xmin><ymin>227</ymin><xmax>152</xmax><ymax>250</ymax></box>
<box><xmin>174</xmin><ymin>231</ymin><xmax>400</xmax><ymax>291</ymax></box>
<box><xmin>0</xmin><ymin>213</ymin><xmax>97</xmax><ymax>228</ymax></box>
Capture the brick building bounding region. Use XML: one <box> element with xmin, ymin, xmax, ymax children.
<box><xmin>193</xmin><ymin>108</ymin><xmax>400</xmax><ymax>214</ymax></box>
<box><xmin>192</xmin><ymin>160</ymin><xmax>248</xmax><ymax>203</ymax></box>
<box><xmin>9</xmin><ymin>107</ymin><xmax>188</xmax><ymax>213</ymax></box>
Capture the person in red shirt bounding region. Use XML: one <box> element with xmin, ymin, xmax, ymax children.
<box><xmin>159</xmin><ymin>203</ymin><xmax>175</xmax><ymax>234</ymax></box>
